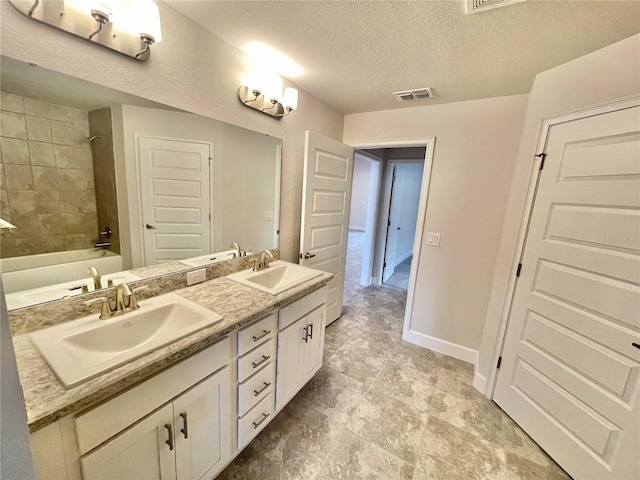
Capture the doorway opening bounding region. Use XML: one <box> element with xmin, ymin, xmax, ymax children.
<box><xmin>344</xmin><ymin>146</ymin><xmax>428</xmax><ymax>314</ymax></box>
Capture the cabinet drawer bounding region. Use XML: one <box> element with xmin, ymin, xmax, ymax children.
<box><xmin>237</xmin><ymin>393</ymin><xmax>274</xmax><ymax>449</ymax></box>
<box><xmin>279</xmin><ymin>286</ymin><xmax>327</xmax><ymax>330</ymax></box>
<box><xmin>237</xmin><ymin>313</ymin><xmax>276</xmax><ymax>356</ymax></box>
<box><xmin>238</xmin><ymin>361</ymin><xmax>275</xmax><ymax>417</ymax></box>
<box><xmin>238</xmin><ymin>338</ymin><xmax>276</xmax><ymax>383</ymax></box>
<box><xmin>74</xmin><ymin>336</ymin><xmax>231</xmax><ymax>455</ymax></box>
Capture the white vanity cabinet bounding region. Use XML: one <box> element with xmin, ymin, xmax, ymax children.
<box><xmin>82</xmin><ymin>368</ymin><xmax>231</xmax><ymax>480</ymax></box>
<box><xmin>76</xmin><ymin>338</ymin><xmax>232</xmax><ymax>480</ymax></box>
<box><xmin>276</xmin><ymin>286</ymin><xmax>327</xmax><ymax>411</ymax></box>
<box><xmin>235</xmin><ymin>313</ymin><xmax>277</xmax><ymax>449</ymax></box>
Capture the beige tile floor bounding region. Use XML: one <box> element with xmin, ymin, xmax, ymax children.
<box><xmin>218</xmin><ymin>232</ymin><xmax>571</xmax><ymax>479</ymax></box>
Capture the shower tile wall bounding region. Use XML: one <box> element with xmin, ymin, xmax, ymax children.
<box><xmin>89</xmin><ymin>108</ymin><xmax>120</xmax><ymax>255</ymax></box>
<box><xmin>0</xmin><ymin>92</ymin><xmax>99</xmax><ymax>258</ymax></box>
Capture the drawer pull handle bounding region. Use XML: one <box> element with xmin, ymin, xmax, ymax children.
<box><xmin>180</xmin><ymin>412</ymin><xmax>188</xmax><ymax>439</ymax></box>
<box><xmin>164</xmin><ymin>424</ymin><xmax>174</xmax><ymax>451</ymax></box>
<box><xmin>252</xmin><ymin>329</ymin><xmax>271</xmax><ymax>342</ymax></box>
<box><xmin>252</xmin><ymin>412</ymin><xmax>270</xmax><ymax>429</ymax></box>
<box><xmin>307</xmin><ymin>323</ymin><xmax>313</xmax><ymax>339</ymax></box>
<box><xmin>252</xmin><ymin>355</ymin><xmax>271</xmax><ymax>369</ymax></box>
<box><xmin>254</xmin><ymin>381</ymin><xmax>271</xmax><ymax>397</ymax></box>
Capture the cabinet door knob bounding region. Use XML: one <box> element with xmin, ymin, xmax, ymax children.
<box><xmin>307</xmin><ymin>323</ymin><xmax>313</xmax><ymax>340</ymax></box>
<box><xmin>164</xmin><ymin>424</ymin><xmax>174</xmax><ymax>451</ymax></box>
<box><xmin>180</xmin><ymin>412</ymin><xmax>188</xmax><ymax>439</ymax></box>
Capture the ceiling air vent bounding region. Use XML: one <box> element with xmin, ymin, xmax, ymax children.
<box><xmin>466</xmin><ymin>0</ymin><xmax>526</xmax><ymax>14</ymax></box>
<box><xmin>393</xmin><ymin>87</ymin><xmax>433</xmax><ymax>102</ymax></box>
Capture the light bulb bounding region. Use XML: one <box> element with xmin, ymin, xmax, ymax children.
<box><xmin>283</xmin><ymin>88</ymin><xmax>298</xmax><ymax>110</ymax></box>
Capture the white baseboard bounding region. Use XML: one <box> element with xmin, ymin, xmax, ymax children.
<box><xmin>395</xmin><ymin>249</ymin><xmax>413</xmax><ymax>266</ymax></box>
<box><xmin>348</xmin><ymin>226</ymin><xmax>365</xmax><ymax>232</ymax></box>
<box><xmin>472</xmin><ymin>371</ymin><xmax>487</xmax><ymax>395</ymax></box>
<box><xmin>402</xmin><ymin>329</ymin><xmax>478</xmax><ymax>366</ymax></box>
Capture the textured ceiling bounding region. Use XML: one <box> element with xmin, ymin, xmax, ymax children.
<box><xmin>167</xmin><ymin>0</ymin><xmax>640</xmax><ymax>114</ymax></box>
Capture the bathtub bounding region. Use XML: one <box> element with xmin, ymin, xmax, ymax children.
<box><xmin>1</xmin><ymin>248</ymin><xmax>124</xmax><ymax>294</ymax></box>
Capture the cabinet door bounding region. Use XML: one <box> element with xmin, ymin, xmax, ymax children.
<box><xmin>174</xmin><ymin>367</ymin><xmax>232</xmax><ymax>480</ymax></box>
<box><xmin>81</xmin><ymin>404</ymin><xmax>176</xmax><ymax>480</ymax></box>
<box><xmin>276</xmin><ymin>317</ymin><xmax>306</xmax><ymax>410</ymax></box>
<box><xmin>302</xmin><ymin>306</ymin><xmax>325</xmax><ymax>382</ymax></box>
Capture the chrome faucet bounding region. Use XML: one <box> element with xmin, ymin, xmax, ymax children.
<box><xmin>229</xmin><ymin>242</ymin><xmax>243</xmax><ymax>258</ymax></box>
<box><xmin>88</xmin><ymin>266</ymin><xmax>102</xmax><ymax>290</ymax></box>
<box><xmin>84</xmin><ymin>283</ymin><xmax>147</xmax><ymax>319</ymax></box>
<box><xmin>252</xmin><ymin>250</ymin><xmax>274</xmax><ymax>272</ymax></box>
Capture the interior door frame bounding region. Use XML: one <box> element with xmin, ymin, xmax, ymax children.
<box><xmin>346</xmin><ymin>138</ymin><xmax>436</xmax><ymax>341</ymax></box>
<box><xmin>134</xmin><ymin>134</ymin><xmax>214</xmax><ymax>267</ymax></box>
<box><xmin>486</xmin><ymin>96</ymin><xmax>640</xmax><ymax>398</ymax></box>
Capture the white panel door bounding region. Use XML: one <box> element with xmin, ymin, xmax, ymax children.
<box><xmin>139</xmin><ymin>137</ymin><xmax>211</xmax><ymax>265</ymax></box>
<box><xmin>300</xmin><ymin>131</ymin><xmax>354</xmax><ymax>324</ymax></box>
<box><xmin>494</xmin><ymin>106</ymin><xmax>640</xmax><ymax>480</ymax></box>
<box><xmin>383</xmin><ymin>166</ymin><xmax>400</xmax><ymax>282</ymax></box>
<box><xmin>81</xmin><ymin>404</ymin><xmax>176</xmax><ymax>480</ymax></box>
<box><xmin>174</xmin><ymin>368</ymin><xmax>231</xmax><ymax>480</ymax></box>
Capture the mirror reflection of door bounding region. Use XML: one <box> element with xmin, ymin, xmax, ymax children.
<box><xmin>382</xmin><ymin>162</ymin><xmax>424</xmax><ymax>288</ymax></box>
<box><xmin>138</xmin><ymin>137</ymin><xmax>212</xmax><ymax>265</ymax></box>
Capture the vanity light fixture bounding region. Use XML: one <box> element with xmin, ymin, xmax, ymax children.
<box><xmin>238</xmin><ymin>86</ymin><xmax>298</xmax><ymax>119</ymax></box>
<box><xmin>8</xmin><ymin>0</ymin><xmax>162</xmax><ymax>61</ymax></box>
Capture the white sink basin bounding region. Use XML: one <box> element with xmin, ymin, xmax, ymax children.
<box><xmin>227</xmin><ymin>261</ymin><xmax>323</xmax><ymax>295</ymax></box>
<box><xmin>30</xmin><ymin>293</ymin><xmax>223</xmax><ymax>389</ymax></box>
<box><xmin>179</xmin><ymin>250</ymin><xmax>238</xmax><ymax>267</ymax></box>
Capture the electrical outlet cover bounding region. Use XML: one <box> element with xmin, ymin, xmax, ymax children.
<box><xmin>186</xmin><ymin>268</ymin><xmax>207</xmax><ymax>286</ymax></box>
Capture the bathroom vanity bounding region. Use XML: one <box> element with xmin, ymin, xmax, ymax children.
<box><xmin>14</xmin><ymin>266</ymin><xmax>331</xmax><ymax>480</ymax></box>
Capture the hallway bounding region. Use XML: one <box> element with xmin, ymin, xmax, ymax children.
<box><xmin>219</xmin><ymin>234</ymin><xmax>570</xmax><ymax>479</ymax></box>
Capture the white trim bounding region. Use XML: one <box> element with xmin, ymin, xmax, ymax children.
<box><xmin>403</xmin><ymin>328</ymin><xmax>478</xmax><ymax>365</ymax></box>
<box><xmin>402</xmin><ymin>143</ymin><xmax>436</xmax><ymax>351</ymax></box>
<box><xmin>473</xmin><ymin>371</ymin><xmax>487</xmax><ymax>393</ymax></box>
<box><xmin>349</xmin><ymin>226</ymin><xmax>366</xmax><ymax>232</ymax></box>
<box><xmin>486</xmin><ymin>96</ymin><xmax>640</xmax><ymax>398</ymax></box>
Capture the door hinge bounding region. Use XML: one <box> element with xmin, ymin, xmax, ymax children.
<box><xmin>383</xmin><ymin>262</ymin><xmax>387</xmax><ymax>268</ymax></box>
<box><xmin>208</xmin><ymin>213</ymin><xmax>211</xmax><ymax>221</ymax></box>
<box><xmin>387</xmin><ymin>220</ymin><xmax>391</xmax><ymax>227</ymax></box>
<box><xmin>535</xmin><ymin>153</ymin><xmax>546</xmax><ymax>170</ymax></box>
<box><xmin>496</xmin><ymin>356</ymin><xmax>502</xmax><ymax>369</ymax></box>
<box><xmin>516</xmin><ymin>263</ymin><xmax>522</xmax><ymax>277</ymax></box>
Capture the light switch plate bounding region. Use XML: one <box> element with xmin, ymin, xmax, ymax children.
<box><xmin>265</xmin><ymin>210</ymin><xmax>274</xmax><ymax>221</ymax></box>
<box><xmin>425</xmin><ymin>232</ymin><xmax>441</xmax><ymax>247</ymax></box>
<box><xmin>186</xmin><ymin>268</ymin><xmax>207</xmax><ymax>286</ymax></box>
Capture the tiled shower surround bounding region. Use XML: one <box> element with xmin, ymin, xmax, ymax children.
<box><xmin>0</xmin><ymin>92</ymin><xmax>99</xmax><ymax>258</ymax></box>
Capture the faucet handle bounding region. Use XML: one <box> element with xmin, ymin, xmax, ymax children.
<box><xmin>129</xmin><ymin>286</ymin><xmax>148</xmax><ymax>310</ymax></box>
<box><xmin>84</xmin><ymin>297</ymin><xmax>113</xmax><ymax>320</ymax></box>
<box><xmin>106</xmin><ymin>275</ymin><xmax>126</xmax><ymax>287</ymax></box>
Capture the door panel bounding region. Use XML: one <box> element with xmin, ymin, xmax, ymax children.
<box><xmin>494</xmin><ymin>106</ymin><xmax>640</xmax><ymax>480</ymax></box>
<box><xmin>174</xmin><ymin>368</ymin><xmax>231</xmax><ymax>480</ymax></box>
<box><xmin>139</xmin><ymin>137</ymin><xmax>211</xmax><ymax>265</ymax></box>
<box><xmin>300</xmin><ymin>132</ymin><xmax>354</xmax><ymax>324</ymax></box>
<box><xmin>81</xmin><ymin>404</ymin><xmax>176</xmax><ymax>480</ymax></box>
<box><xmin>302</xmin><ymin>307</ymin><xmax>325</xmax><ymax>380</ymax></box>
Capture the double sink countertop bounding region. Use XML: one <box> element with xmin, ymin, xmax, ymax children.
<box><xmin>12</xmin><ymin>272</ymin><xmax>333</xmax><ymax>433</ymax></box>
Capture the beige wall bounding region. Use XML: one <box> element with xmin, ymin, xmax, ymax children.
<box><xmin>476</xmin><ymin>33</ymin><xmax>640</xmax><ymax>390</ymax></box>
<box><xmin>349</xmin><ymin>154</ymin><xmax>372</xmax><ymax>231</ymax></box>
<box><xmin>343</xmin><ymin>95</ymin><xmax>528</xmax><ymax>356</ymax></box>
<box><xmin>0</xmin><ymin>1</ymin><xmax>344</xmax><ymax>263</ymax></box>
<box><xmin>0</xmin><ymin>93</ymin><xmax>98</xmax><ymax>257</ymax></box>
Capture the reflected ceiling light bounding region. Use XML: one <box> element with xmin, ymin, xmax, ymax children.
<box><xmin>238</xmin><ymin>64</ymin><xmax>298</xmax><ymax>119</ymax></box>
<box><xmin>242</xmin><ymin>42</ymin><xmax>304</xmax><ymax>78</ymax></box>
<box><xmin>8</xmin><ymin>0</ymin><xmax>162</xmax><ymax>61</ymax></box>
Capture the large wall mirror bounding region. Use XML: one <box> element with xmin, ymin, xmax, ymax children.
<box><xmin>0</xmin><ymin>56</ymin><xmax>282</xmax><ymax>310</ymax></box>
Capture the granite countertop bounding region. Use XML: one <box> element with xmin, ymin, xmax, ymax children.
<box><xmin>14</xmin><ymin>272</ymin><xmax>333</xmax><ymax>433</ymax></box>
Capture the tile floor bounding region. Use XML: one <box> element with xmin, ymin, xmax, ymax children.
<box><xmin>383</xmin><ymin>256</ymin><xmax>412</xmax><ymax>290</ymax></box>
<box><xmin>218</xmin><ymin>232</ymin><xmax>571</xmax><ymax>479</ymax></box>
